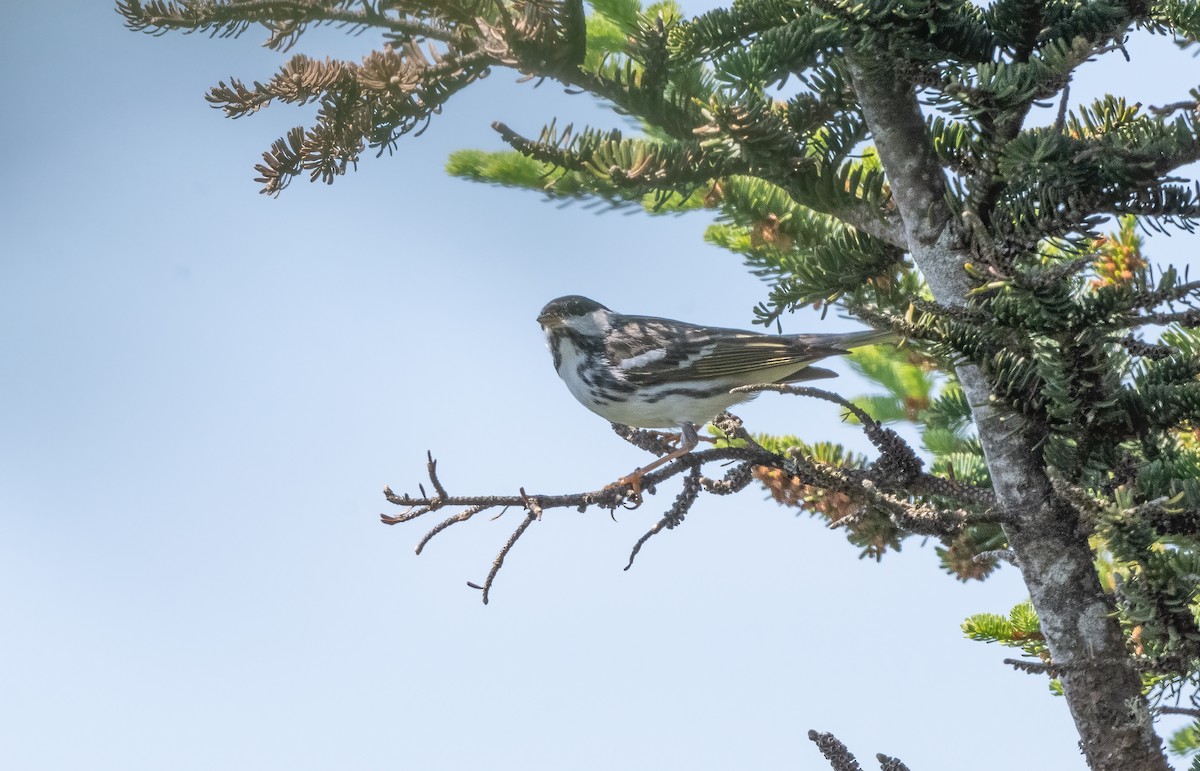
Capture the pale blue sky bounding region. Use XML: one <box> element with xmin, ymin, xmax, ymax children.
<box><xmin>2</xmin><ymin>4</ymin><xmax>1197</xmax><ymax>770</ymax></box>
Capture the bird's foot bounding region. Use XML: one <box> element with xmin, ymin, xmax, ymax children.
<box><xmin>605</xmin><ymin>424</ymin><xmax>702</xmax><ymax>508</ymax></box>
<box><xmin>644</xmin><ymin>430</ymin><xmax>684</xmax><ymax>450</ymax></box>
<box><xmin>605</xmin><ymin>470</ymin><xmax>646</xmax><ymax>508</ymax></box>
<box><xmin>645</xmin><ymin>429</ymin><xmax>715</xmax><ymax>451</ymax></box>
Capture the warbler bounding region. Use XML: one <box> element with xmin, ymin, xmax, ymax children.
<box><xmin>537</xmin><ymin>295</ymin><xmax>894</xmax><ymax>492</ymax></box>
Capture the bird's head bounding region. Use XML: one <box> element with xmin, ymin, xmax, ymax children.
<box><xmin>537</xmin><ymin>295</ymin><xmax>614</xmax><ymax>335</ymax></box>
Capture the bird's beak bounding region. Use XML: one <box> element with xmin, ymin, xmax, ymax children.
<box><xmin>536</xmin><ymin>312</ymin><xmax>559</xmax><ymax>327</ymax></box>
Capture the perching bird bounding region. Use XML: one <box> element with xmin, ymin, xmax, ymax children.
<box><xmin>537</xmin><ymin>295</ymin><xmax>895</xmax><ymax>494</ymax></box>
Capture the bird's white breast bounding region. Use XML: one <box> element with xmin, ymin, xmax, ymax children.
<box><xmin>546</xmin><ymin>330</ymin><xmax>754</xmax><ymax>429</ymax></box>
<box><xmin>548</xmin><ymin>332</ymin><xmax>603</xmax><ymax>409</ymax></box>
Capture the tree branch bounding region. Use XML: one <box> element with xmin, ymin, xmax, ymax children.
<box><xmin>818</xmin><ymin>200</ymin><xmax>908</xmax><ymax>251</ymax></box>
<box><xmin>808</xmin><ymin>730</ymin><xmax>865</xmax><ymax>771</ymax></box>
<box><xmin>118</xmin><ymin>0</ymin><xmax>462</xmax><ymax>47</ymax></box>
<box><xmin>624</xmin><ymin>466</ymin><xmax>703</xmax><ymax>570</ymax></box>
<box><xmin>808</xmin><ymin>729</ymin><xmax>911</xmax><ymax>771</ymax></box>
<box><xmin>467</xmin><ymin>509</ymin><xmax>537</xmax><ymax>605</ymax></box>
<box><xmin>876</xmin><ymin>754</ymin><xmax>912</xmax><ymax>771</ymax></box>
<box><xmin>383</xmin><ymin>408</ymin><xmax>1001</xmax><ymax>602</ymax></box>
<box><xmin>732</xmin><ymin>384</ymin><xmax>997</xmax><ymax>507</ymax></box>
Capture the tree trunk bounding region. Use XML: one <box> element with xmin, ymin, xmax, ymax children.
<box><xmin>847</xmin><ymin>58</ymin><xmax>1169</xmax><ymax>770</ymax></box>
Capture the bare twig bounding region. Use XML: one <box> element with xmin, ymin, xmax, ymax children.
<box><xmin>466</xmin><ymin>511</ymin><xmax>538</xmax><ymax>605</ymax></box>
<box><xmin>415</xmin><ymin>505</ymin><xmax>493</xmax><ymax>555</ymax></box>
<box><xmin>700</xmin><ymin>461</ymin><xmax>756</xmax><ymax>495</ymax></box>
<box><xmin>1148</xmin><ymin>100</ymin><xmax>1200</xmax><ymax>117</ymax></box>
<box><xmin>1157</xmin><ymin>705</ymin><xmax>1200</xmax><ymax>719</ymax></box>
<box><xmin>383</xmin><ymin>446</ymin><xmax>762</xmax><ymax>523</ymax></box>
<box><xmin>625</xmin><ymin>466</ymin><xmax>702</xmax><ymax>570</ymax></box>
<box><xmin>384</xmin><ymin>408</ymin><xmax>1000</xmax><ymax>601</ymax></box>
<box><xmin>385</xmin><ymin>445</ymin><xmax>761</xmax><ymax>602</ymax></box>
<box><xmin>975</xmin><ymin>548</ymin><xmax>1017</xmax><ymax>565</ymax></box>
<box><xmin>426</xmin><ymin>450</ymin><xmax>449</xmax><ymax>499</ymax></box>
<box><xmin>1005</xmin><ymin>658</ymin><xmax>1063</xmax><ymax>677</ymax></box>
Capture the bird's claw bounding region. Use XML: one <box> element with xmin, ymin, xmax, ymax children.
<box><xmin>647</xmin><ymin>430</ymin><xmax>683</xmax><ymax>450</ymax></box>
<box><xmin>605</xmin><ymin>471</ymin><xmax>646</xmax><ymax>509</ymax></box>
<box><xmin>649</xmin><ymin>428</ymin><xmax>716</xmax><ymax>450</ymax></box>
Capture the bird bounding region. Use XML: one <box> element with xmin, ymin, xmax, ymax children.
<box><xmin>536</xmin><ymin>295</ymin><xmax>895</xmax><ymax>495</ymax></box>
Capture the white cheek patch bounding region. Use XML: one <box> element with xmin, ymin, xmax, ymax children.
<box><xmin>619</xmin><ymin>348</ymin><xmax>667</xmax><ymax>370</ymax></box>
<box><xmin>563</xmin><ymin>309</ymin><xmax>612</xmax><ymax>335</ymax></box>
<box><xmin>590</xmin><ymin>309</ymin><xmax>612</xmax><ymax>331</ymax></box>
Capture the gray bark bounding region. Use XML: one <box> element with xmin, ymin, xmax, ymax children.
<box><xmin>847</xmin><ymin>58</ymin><xmax>1168</xmax><ymax>770</ymax></box>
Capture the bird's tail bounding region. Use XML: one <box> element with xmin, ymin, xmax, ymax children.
<box><xmin>833</xmin><ymin>328</ymin><xmax>898</xmax><ymax>350</ymax></box>
<box><xmin>794</xmin><ymin>328</ymin><xmax>898</xmax><ymax>352</ymax></box>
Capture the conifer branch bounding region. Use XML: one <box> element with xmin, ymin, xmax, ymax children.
<box><xmin>1120</xmin><ymin>334</ymin><xmax>1174</xmax><ymax>360</ymax></box>
<box><xmin>671</xmin><ymin>0</ymin><xmax>809</xmax><ymax>61</ymax></box>
<box><xmin>733</xmin><ymin>383</ymin><xmax>996</xmax><ymax>507</ymax></box>
<box><xmin>118</xmin><ymin>0</ymin><xmax>462</xmax><ymax>47</ymax></box>
<box><xmin>568</xmin><ymin>68</ymin><xmax>703</xmax><ymax>141</ymax></box>
<box><xmin>695</xmin><ymin>95</ymin><xmax>908</xmax><ymax>249</ymax></box>
<box><xmin>1132</xmin><ymin>279</ymin><xmax>1200</xmax><ymax>310</ymax></box>
<box><xmin>1124</xmin><ymin>308</ymin><xmax>1200</xmax><ymax>328</ymax></box>
<box><xmin>491</xmin><ymin>121</ymin><xmax>729</xmax><ymax>194</ymax></box>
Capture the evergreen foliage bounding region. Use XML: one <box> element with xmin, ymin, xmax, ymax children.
<box><xmin>963</xmin><ymin>599</ymin><xmax>1046</xmax><ymax>660</ymax></box>
<box><xmin>119</xmin><ymin>0</ymin><xmax>1200</xmax><ymax>765</ymax></box>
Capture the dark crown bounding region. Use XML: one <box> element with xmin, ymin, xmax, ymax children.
<box><xmin>538</xmin><ymin>295</ymin><xmax>611</xmax><ymax>322</ymax></box>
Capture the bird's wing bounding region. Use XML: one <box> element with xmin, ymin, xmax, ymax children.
<box><xmin>607</xmin><ymin>316</ymin><xmax>853</xmax><ymax>385</ymax></box>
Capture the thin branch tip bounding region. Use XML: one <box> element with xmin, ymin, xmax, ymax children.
<box><xmin>384</xmin><ymin>412</ymin><xmax>996</xmax><ymax>600</ymax></box>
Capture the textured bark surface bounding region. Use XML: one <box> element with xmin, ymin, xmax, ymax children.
<box><xmin>848</xmin><ymin>58</ymin><xmax>1169</xmax><ymax>771</ymax></box>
